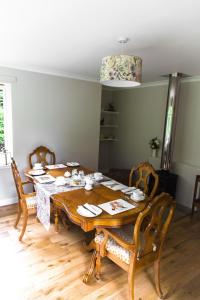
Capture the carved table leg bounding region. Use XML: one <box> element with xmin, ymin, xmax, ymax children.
<box><xmin>60</xmin><ymin>211</ymin><xmax>70</xmax><ymax>231</ymax></box>
<box><xmin>82</xmin><ymin>250</ymin><xmax>97</xmax><ymax>284</ymax></box>
<box><xmin>54</xmin><ymin>207</ymin><xmax>59</xmax><ymax>232</ymax></box>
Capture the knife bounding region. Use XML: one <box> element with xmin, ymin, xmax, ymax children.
<box><xmin>83</xmin><ymin>204</ymin><xmax>97</xmax><ymax>216</ymax></box>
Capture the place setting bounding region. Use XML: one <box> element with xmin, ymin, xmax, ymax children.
<box><xmin>77</xmin><ymin>203</ymin><xmax>102</xmax><ymax>218</ymax></box>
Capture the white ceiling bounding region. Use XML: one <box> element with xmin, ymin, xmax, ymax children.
<box><xmin>0</xmin><ymin>0</ymin><xmax>200</xmax><ymax>83</ymax></box>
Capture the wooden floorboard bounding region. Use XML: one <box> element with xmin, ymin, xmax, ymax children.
<box><xmin>0</xmin><ymin>204</ymin><xmax>199</xmax><ymax>300</ymax></box>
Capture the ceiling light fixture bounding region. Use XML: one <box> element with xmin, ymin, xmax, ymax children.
<box><xmin>100</xmin><ymin>37</ymin><xmax>142</xmax><ymax>88</ymax></box>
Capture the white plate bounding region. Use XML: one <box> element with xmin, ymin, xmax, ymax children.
<box><xmin>77</xmin><ymin>205</ymin><xmax>102</xmax><ymax>217</ymax></box>
<box><xmin>28</xmin><ymin>170</ymin><xmax>46</xmax><ymax>176</ymax></box>
<box><xmin>67</xmin><ymin>162</ymin><xmax>80</xmax><ymax>167</ymax></box>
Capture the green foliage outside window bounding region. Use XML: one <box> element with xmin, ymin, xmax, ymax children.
<box><xmin>0</xmin><ymin>89</ymin><xmax>5</xmax><ymax>150</ymax></box>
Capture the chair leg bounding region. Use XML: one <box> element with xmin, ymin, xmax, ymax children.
<box><xmin>14</xmin><ymin>203</ymin><xmax>22</xmax><ymax>228</ymax></box>
<box><xmin>154</xmin><ymin>258</ymin><xmax>164</xmax><ymax>299</ymax></box>
<box><xmin>95</xmin><ymin>249</ymin><xmax>101</xmax><ymax>280</ymax></box>
<box><xmin>19</xmin><ymin>206</ymin><xmax>28</xmax><ymax>241</ymax></box>
<box><xmin>128</xmin><ymin>265</ymin><xmax>135</xmax><ymax>300</ymax></box>
<box><xmin>83</xmin><ymin>250</ymin><xmax>97</xmax><ymax>284</ymax></box>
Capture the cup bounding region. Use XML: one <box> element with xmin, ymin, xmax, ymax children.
<box><xmin>94</xmin><ymin>172</ymin><xmax>103</xmax><ymax>180</ymax></box>
<box><xmin>85</xmin><ymin>177</ymin><xmax>94</xmax><ymax>190</ymax></box>
<box><xmin>72</xmin><ymin>169</ymin><xmax>78</xmax><ymax>176</ymax></box>
<box><xmin>34</xmin><ymin>163</ymin><xmax>43</xmax><ymax>170</ymax></box>
<box><xmin>64</xmin><ymin>171</ymin><xmax>71</xmax><ymax>178</ymax></box>
<box><xmin>79</xmin><ymin>170</ymin><xmax>85</xmax><ymax>177</ymax></box>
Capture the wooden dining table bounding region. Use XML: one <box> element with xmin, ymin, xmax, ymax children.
<box><xmin>25</xmin><ymin>165</ymin><xmax>148</xmax><ymax>283</ymax></box>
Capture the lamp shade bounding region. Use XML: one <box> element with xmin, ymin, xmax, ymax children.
<box><xmin>100</xmin><ymin>55</ymin><xmax>142</xmax><ymax>88</ymax></box>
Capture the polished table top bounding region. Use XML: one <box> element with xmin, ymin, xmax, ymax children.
<box><xmin>26</xmin><ymin>165</ymin><xmax>147</xmax><ymax>232</ymax></box>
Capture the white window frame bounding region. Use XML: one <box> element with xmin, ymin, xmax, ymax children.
<box><xmin>0</xmin><ymin>83</ymin><xmax>13</xmax><ymax>165</ymax></box>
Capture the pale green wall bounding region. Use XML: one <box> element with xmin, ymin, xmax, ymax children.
<box><xmin>0</xmin><ymin>66</ymin><xmax>101</xmax><ymax>204</ymax></box>
<box><xmin>110</xmin><ymin>85</ymin><xmax>168</xmax><ymax>169</ymax></box>
<box><xmin>174</xmin><ymin>81</ymin><xmax>200</xmax><ymax>166</ymax></box>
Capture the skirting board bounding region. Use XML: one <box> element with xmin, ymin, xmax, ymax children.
<box><xmin>0</xmin><ymin>196</ymin><xmax>18</xmax><ymax>207</ymax></box>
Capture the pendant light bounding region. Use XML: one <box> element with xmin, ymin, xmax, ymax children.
<box><xmin>100</xmin><ymin>38</ymin><xmax>142</xmax><ymax>88</ymax></box>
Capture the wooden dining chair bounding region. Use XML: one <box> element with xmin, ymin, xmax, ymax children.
<box><xmin>28</xmin><ymin>145</ymin><xmax>56</xmax><ymax>168</ymax></box>
<box><xmin>11</xmin><ymin>158</ymin><xmax>38</xmax><ymax>241</ymax></box>
<box><xmin>129</xmin><ymin>162</ymin><xmax>159</xmax><ymax>198</ymax></box>
<box><xmin>94</xmin><ymin>193</ymin><xmax>175</xmax><ymax>300</ymax></box>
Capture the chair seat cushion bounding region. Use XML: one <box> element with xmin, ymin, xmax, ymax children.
<box><xmin>95</xmin><ymin>224</ymin><xmax>134</xmax><ymax>264</ymax></box>
<box><xmin>25</xmin><ymin>196</ymin><xmax>37</xmax><ymax>209</ymax></box>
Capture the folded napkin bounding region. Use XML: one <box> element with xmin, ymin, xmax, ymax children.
<box><xmin>101</xmin><ymin>180</ymin><xmax>116</xmax><ymax>186</ymax></box>
<box><xmin>111</xmin><ymin>184</ymin><xmax>126</xmax><ymax>191</ymax></box>
<box><xmin>121</xmin><ymin>186</ymin><xmax>136</xmax><ymax>193</ymax></box>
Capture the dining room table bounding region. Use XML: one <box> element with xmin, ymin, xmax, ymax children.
<box><xmin>24</xmin><ymin>163</ymin><xmax>148</xmax><ymax>283</ymax></box>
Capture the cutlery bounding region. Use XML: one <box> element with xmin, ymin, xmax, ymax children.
<box><xmin>83</xmin><ymin>204</ymin><xmax>96</xmax><ymax>216</ymax></box>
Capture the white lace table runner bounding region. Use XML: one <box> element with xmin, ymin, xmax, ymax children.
<box><xmin>35</xmin><ymin>183</ymin><xmax>82</xmax><ymax>231</ymax></box>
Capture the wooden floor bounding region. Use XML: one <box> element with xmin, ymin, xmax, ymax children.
<box><xmin>0</xmin><ymin>204</ymin><xmax>200</xmax><ymax>300</ymax></box>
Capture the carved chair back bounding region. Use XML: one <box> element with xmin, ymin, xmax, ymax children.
<box><xmin>133</xmin><ymin>192</ymin><xmax>175</xmax><ymax>262</ymax></box>
<box><xmin>129</xmin><ymin>162</ymin><xmax>159</xmax><ymax>198</ymax></box>
<box><xmin>11</xmin><ymin>158</ymin><xmax>25</xmax><ymax>201</ymax></box>
<box><xmin>28</xmin><ymin>146</ymin><xmax>56</xmax><ymax>168</ymax></box>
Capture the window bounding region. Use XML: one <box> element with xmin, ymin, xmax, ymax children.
<box><xmin>0</xmin><ymin>84</ymin><xmax>13</xmax><ymax>165</ymax></box>
<box><xmin>0</xmin><ymin>88</ymin><xmax>4</xmax><ymax>150</ymax></box>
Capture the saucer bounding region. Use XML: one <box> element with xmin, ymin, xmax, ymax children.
<box><xmin>28</xmin><ymin>170</ymin><xmax>46</xmax><ymax>176</ymax></box>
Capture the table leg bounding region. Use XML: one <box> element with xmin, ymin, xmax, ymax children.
<box><xmin>54</xmin><ymin>207</ymin><xmax>59</xmax><ymax>232</ymax></box>
<box><xmin>82</xmin><ymin>250</ymin><xmax>97</xmax><ymax>284</ymax></box>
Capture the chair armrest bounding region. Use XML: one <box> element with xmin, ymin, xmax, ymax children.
<box><xmin>97</xmin><ymin>228</ymin><xmax>135</xmax><ymax>252</ymax></box>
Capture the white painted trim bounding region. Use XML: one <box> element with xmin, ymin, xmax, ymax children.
<box><xmin>0</xmin><ymin>64</ymin><xmax>97</xmax><ymax>83</ymax></box>
<box><xmin>0</xmin><ymin>196</ymin><xmax>17</xmax><ymax>206</ymax></box>
<box><xmin>2</xmin><ymin>84</ymin><xmax>13</xmax><ymax>158</ymax></box>
<box><xmin>0</xmin><ymin>75</ymin><xmax>17</xmax><ymax>84</ymax></box>
<box><xmin>0</xmin><ymin>164</ymin><xmax>11</xmax><ymax>170</ymax></box>
<box><xmin>2</xmin><ymin>64</ymin><xmax>200</xmax><ymax>86</ymax></box>
<box><xmin>181</xmin><ymin>75</ymin><xmax>200</xmax><ymax>83</ymax></box>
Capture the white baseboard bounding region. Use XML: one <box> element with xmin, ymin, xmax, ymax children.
<box><xmin>0</xmin><ymin>197</ymin><xmax>18</xmax><ymax>207</ymax></box>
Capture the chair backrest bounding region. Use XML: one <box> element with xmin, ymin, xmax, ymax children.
<box><xmin>129</xmin><ymin>162</ymin><xmax>159</xmax><ymax>198</ymax></box>
<box><xmin>133</xmin><ymin>192</ymin><xmax>175</xmax><ymax>261</ymax></box>
<box><xmin>11</xmin><ymin>158</ymin><xmax>24</xmax><ymax>200</ymax></box>
<box><xmin>28</xmin><ymin>146</ymin><xmax>56</xmax><ymax>168</ymax></box>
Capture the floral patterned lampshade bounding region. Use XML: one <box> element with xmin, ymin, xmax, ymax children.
<box><xmin>100</xmin><ymin>54</ymin><xmax>142</xmax><ymax>87</ymax></box>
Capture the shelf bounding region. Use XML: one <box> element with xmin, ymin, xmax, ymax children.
<box><xmin>100</xmin><ymin>125</ymin><xmax>119</xmax><ymax>128</ymax></box>
<box><xmin>100</xmin><ymin>138</ymin><xmax>119</xmax><ymax>142</ymax></box>
<box><xmin>101</xmin><ymin>110</ymin><xmax>119</xmax><ymax>115</ymax></box>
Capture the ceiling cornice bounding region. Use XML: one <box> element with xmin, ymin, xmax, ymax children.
<box><xmin>0</xmin><ymin>64</ymin><xmax>97</xmax><ymax>83</ymax></box>
<box><xmin>1</xmin><ymin>64</ymin><xmax>200</xmax><ymax>87</ymax></box>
